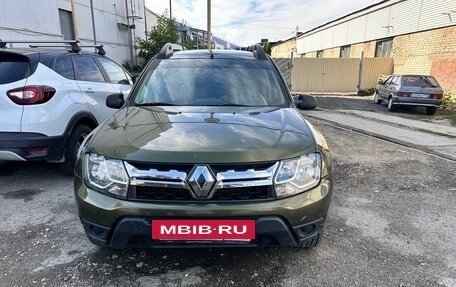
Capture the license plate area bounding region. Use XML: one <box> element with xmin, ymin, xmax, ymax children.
<box><xmin>151</xmin><ymin>220</ymin><xmax>255</xmax><ymax>241</ymax></box>
<box><xmin>410</xmin><ymin>93</ymin><xmax>429</xmax><ymax>98</ymax></box>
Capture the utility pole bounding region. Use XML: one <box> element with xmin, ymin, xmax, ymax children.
<box><xmin>356</xmin><ymin>51</ymin><xmax>365</xmax><ymax>93</ymax></box>
<box><xmin>89</xmin><ymin>0</ymin><xmax>97</xmax><ymax>45</ymax></box>
<box><xmin>169</xmin><ymin>0</ymin><xmax>172</xmax><ymax>19</ymax></box>
<box><xmin>207</xmin><ymin>0</ymin><xmax>211</xmax><ymax>49</ymax></box>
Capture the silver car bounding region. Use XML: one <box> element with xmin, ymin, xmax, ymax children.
<box><xmin>374</xmin><ymin>74</ymin><xmax>443</xmax><ymax>115</ymax></box>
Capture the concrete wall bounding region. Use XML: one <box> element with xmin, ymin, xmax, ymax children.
<box><xmin>349</xmin><ymin>41</ymin><xmax>376</xmax><ymax>58</ymax></box>
<box><xmin>0</xmin><ymin>0</ymin><xmax>146</xmax><ymax>64</ymax></box>
<box><xmin>323</xmin><ymin>47</ymin><xmax>340</xmax><ymax>58</ymax></box>
<box><xmin>271</xmin><ymin>38</ymin><xmax>296</xmax><ymax>58</ymax></box>
<box><xmin>303</xmin><ymin>52</ymin><xmax>317</xmax><ymax>58</ymax></box>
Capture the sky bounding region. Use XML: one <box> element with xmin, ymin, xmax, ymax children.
<box><xmin>145</xmin><ymin>0</ymin><xmax>383</xmax><ymax>46</ymax></box>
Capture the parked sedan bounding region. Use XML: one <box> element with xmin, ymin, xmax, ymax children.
<box><xmin>374</xmin><ymin>74</ymin><xmax>443</xmax><ymax>115</ymax></box>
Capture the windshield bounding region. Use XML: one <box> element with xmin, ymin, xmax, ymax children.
<box><xmin>132</xmin><ymin>58</ymin><xmax>288</xmax><ymax>106</ymax></box>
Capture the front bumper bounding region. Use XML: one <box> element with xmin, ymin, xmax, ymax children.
<box><xmin>74</xmin><ymin>176</ymin><xmax>332</xmax><ymax>248</ymax></box>
<box><xmin>0</xmin><ymin>132</ymin><xmax>65</xmax><ymax>161</ymax></box>
<box><xmin>81</xmin><ymin>216</ymin><xmax>326</xmax><ymax>249</ymax></box>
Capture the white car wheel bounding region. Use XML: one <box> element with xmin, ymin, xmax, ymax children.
<box><xmin>374</xmin><ymin>92</ymin><xmax>382</xmax><ymax>104</ymax></box>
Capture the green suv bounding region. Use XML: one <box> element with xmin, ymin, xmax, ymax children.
<box><xmin>74</xmin><ymin>43</ymin><xmax>333</xmax><ymax>249</ymax></box>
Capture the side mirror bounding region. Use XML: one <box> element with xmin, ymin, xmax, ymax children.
<box><xmin>378</xmin><ymin>80</ymin><xmax>384</xmax><ymax>85</ymax></box>
<box><xmin>106</xmin><ymin>93</ymin><xmax>125</xmax><ymax>109</ymax></box>
<box><xmin>295</xmin><ymin>94</ymin><xmax>317</xmax><ymax>110</ymax></box>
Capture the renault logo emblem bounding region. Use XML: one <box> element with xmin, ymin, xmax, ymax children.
<box><xmin>188</xmin><ymin>166</ymin><xmax>216</xmax><ymax>197</ymax></box>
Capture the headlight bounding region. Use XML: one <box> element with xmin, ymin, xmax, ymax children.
<box><xmin>84</xmin><ymin>153</ymin><xmax>129</xmax><ymax>198</ymax></box>
<box><xmin>274</xmin><ymin>153</ymin><xmax>321</xmax><ymax>198</ymax></box>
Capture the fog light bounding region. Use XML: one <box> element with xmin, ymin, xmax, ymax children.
<box><xmin>89</xmin><ymin>225</ymin><xmax>108</xmax><ymax>239</ymax></box>
<box><xmin>300</xmin><ymin>224</ymin><xmax>316</xmax><ymax>235</ymax></box>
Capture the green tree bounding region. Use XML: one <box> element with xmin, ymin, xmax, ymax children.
<box><xmin>137</xmin><ymin>11</ymin><xmax>179</xmax><ymax>66</ymax></box>
<box><xmin>261</xmin><ymin>40</ymin><xmax>271</xmax><ymax>55</ymax></box>
<box><xmin>183</xmin><ymin>37</ymin><xmax>197</xmax><ymax>50</ymax></box>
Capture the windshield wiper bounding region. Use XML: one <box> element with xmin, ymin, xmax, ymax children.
<box><xmin>136</xmin><ymin>102</ymin><xmax>177</xmax><ymax>106</ymax></box>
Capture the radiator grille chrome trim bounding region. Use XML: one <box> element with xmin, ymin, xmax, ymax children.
<box><xmin>124</xmin><ymin>162</ymin><xmax>278</xmax><ymax>201</ymax></box>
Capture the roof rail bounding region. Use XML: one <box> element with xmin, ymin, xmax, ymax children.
<box><xmin>242</xmin><ymin>44</ymin><xmax>268</xmax><ymax>60</ymax></box>
<box><xmin>157</xmin><ymin>43</ymin><xmax>186</xmax><ymax>59</ymax></box>
<box><xmin>0</xmin><ymin>40</ymin><xmax>81</xmax><ymax>53</ymax></box>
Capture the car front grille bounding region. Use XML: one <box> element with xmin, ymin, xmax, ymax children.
<box><xmin>212</xmin><ymin>186</ymin><xmax>273</xmax><ymax>201</ymax></box>
<box><xmin>125</xmin><ymin>161</ymin><xmax>278</xmax><ymax>202</ymax></box>
<box><xmin>133</xmin><ymin>186</ymin><xmax>193</xmax><ymax>201</ymax></box>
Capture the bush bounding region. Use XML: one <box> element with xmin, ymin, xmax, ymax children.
<box><xmin>122</xmin><ymin>60</ymin><xmax>142</xmax><ymax>74</ymax></box>
<box><xmin>357</xmin><ymin>88</ymin><xmax>376</xmax><ymax>97</ymax></box>
<box><xmin>443</xmin><ymin>90</ymin><xmax>456</xmax><ymax>107</ymax></box>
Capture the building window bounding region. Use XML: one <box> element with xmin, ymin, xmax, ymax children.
<box><xmin>340</xmin><ymin>45</ymin><xmax>351</xmax><ymax>58</ymax></box>
<box><xmin>316</xmin><ymin>50</ymin><xmax>324</xmax><ymax>58</ymax></box>
<box><xmin>58</xmin><ymin>9</ymin><xmax>75</xmax><ymax>40</ymax></box>
<box><xmin>375</xmin><ymin>38</ymin><xmax>393</xmax><ymax>57</ymax></box>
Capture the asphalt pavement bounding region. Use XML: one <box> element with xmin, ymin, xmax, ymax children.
<box><xmin>0</xmin><ymin>111</ymin><xmax>455</xmax><ymax>286</ymax></box>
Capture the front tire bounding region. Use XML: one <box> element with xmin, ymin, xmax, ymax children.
<box><xmin>387</xmin><ymin>97</ymin><xmax>396</xmax><ymax>112</ymax></box>
<box><xmin>374</xmin><ymin>91</ymin><xmax>382</xmax><ymax>104</ymax></box>
<box><xmin>61</xmin><ymin>124</ymin><xmax>92</xmax><ymax>175</ymax></box>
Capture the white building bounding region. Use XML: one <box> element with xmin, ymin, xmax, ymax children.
<box><xmin>0</xmin><ymin>0</ymin><xmax>147</xmax><ymax>64</ymax></box>
<box><xmin>145</xmin><ymin>8</ymin><xmax>160</xmax><ymax>32</ymax></box>
<box><xmin>295</xmin><ymin>0</ymin><xmax>456</xmax><ymax>91</ymax></box>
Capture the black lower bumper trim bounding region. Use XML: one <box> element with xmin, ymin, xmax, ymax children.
<box><xmin>0</xmin><ymin>132</ymin><xmax>65</xmax><ymax>161</ymax></box>
<box><xmin>81</xmin><ymin>216</ymin><xmax>325</xmax><ymax>249</ymax></box>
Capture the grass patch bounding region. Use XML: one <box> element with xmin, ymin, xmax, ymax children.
<box><xmin>438</xmin><ymin>108</ymin><xmax>456</xmax><ymax>126</ymax></box>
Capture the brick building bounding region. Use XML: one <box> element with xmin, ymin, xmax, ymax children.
<box><xmin>270</xmin><ymin>33</ymin><xmax>303</xmax><ymax>58</ymax></box>
<box><xmin>293</xmin><ymin>0</ymin><xmax>456</xmax><ymax>91</ymax></box>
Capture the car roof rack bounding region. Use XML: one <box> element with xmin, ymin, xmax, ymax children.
<box><xmin>157</xmin><ymin>43</ymin><xmax>186</xmax><ymax>59</ymax></box>
<box><xmin>242</xmin><ymin>44</ymin><xmax>268</xmax><ymax>60</ymax></box>
<box><xmin>0</xmin><ymin>40</ymin><xmax>81</xmax><ymax>53</ymax></box>
<box><xmin>79</xmin><ymin>45</ymin><xmax>106</xmax><ymax>56</ymax></box>
<box><xmin>0</xmin><ymin>40</ymin><xmax>106</xmax><ymax>55</ymax></box>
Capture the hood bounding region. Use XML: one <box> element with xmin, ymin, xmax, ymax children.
<box><xmin>89</xmin><ymin>106</ymin><xmax>316</xmax><ymax>163</ymax></box>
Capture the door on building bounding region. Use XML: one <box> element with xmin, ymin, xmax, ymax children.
<box><xmin>58</xmin><ymin>9</ymin><xmax>75</xmax><ymax>40</ymax></box>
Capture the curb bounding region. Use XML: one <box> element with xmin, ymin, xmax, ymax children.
<box><xmin>306</xmin><ymin>115</ymin><xmax>456</xmax><ymax>162</ymax></box>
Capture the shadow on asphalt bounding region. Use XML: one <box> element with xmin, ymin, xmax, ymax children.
<box><xmin>84</xmin><ymin>246</ymin><xmax>311</xmax><ymax>284</ymax></box>
<box><xmin>0</xmin><ymin>161</ymin><xmax>63</xmax><ymax>177</ymax></box>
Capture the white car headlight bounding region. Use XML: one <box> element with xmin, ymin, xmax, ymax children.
<box><xmin>274</xmin><ymin>153</ymin><xmax>321</xmax><ymax>198</ymax></box>
<box><xmin>84</xmin><ymin>153</ymin><xmax>129</xmax><ymax>198</ymax></box>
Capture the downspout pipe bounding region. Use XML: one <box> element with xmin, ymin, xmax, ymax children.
<box><xmin>70</xmin><ymin>0</ymin><xmax>79</xmax><ymax>40</ymax></box>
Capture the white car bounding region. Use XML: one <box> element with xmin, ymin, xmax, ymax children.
<box><xmin>0</xmin><ymin>44</ymin><xmax>133</xmax><ymax>174</ymax></box>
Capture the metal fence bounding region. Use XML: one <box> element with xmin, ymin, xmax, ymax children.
<box><xmin>273</xmin><ymin>57</ymin><xmax>394</xmax><ymax>93</ymax></box>
<box><xmin>273</xmin><ymin>58</ymin><xmax>292</xmax><ymax>88</ymax></box>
